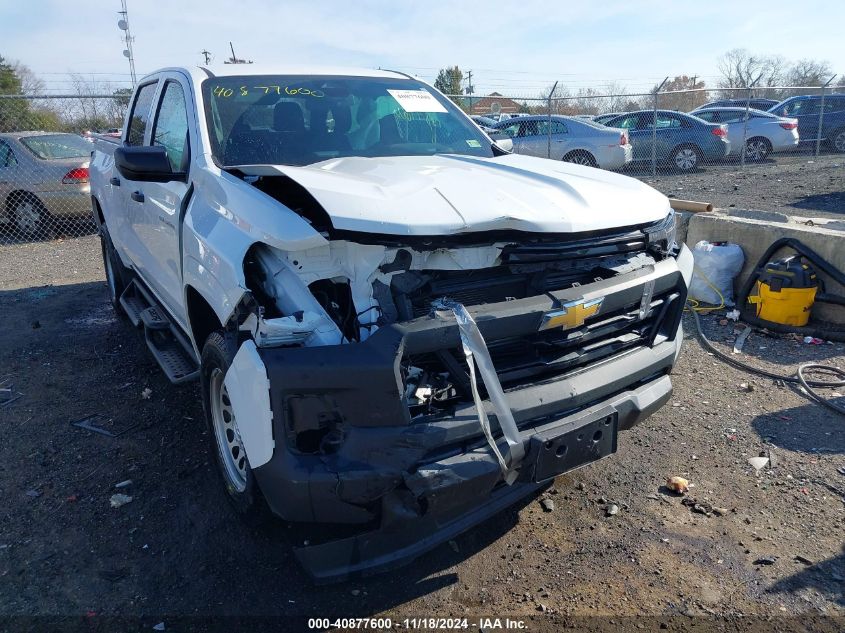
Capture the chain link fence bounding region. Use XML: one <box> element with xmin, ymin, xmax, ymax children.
<box><xmin>0</xmin><ymin>94</ymin><xmax>126</xmax><ymax>244</ymax></box>
<box><xmin>1</xmin><ymin>84</ymin><xmax>844</xmax><ymax>246</ymax></box>
<box><xmin>450</xmin><ymin>84</ymin><xmax>845</xmax><ymax>175</ymax></box>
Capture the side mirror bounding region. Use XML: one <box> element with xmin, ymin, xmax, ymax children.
<box><xmin>114</xmin><ymin>145</ymin><xmax>185</xmax><ymax>182</ymax></box>
<box><xmin>492</xmin><ymin>137</ymin><xmax>513</xmax><ymax>153</ymax></box>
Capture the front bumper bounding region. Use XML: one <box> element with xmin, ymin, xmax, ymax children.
<box><xmin>252</xmin><ymin>245</ymin><xmax>694</xmax><ymax>581</ymax></box>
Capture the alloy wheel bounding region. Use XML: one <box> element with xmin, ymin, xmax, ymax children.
<box><xmin>13</xmin><ymin>201</ymin><xmax>40</xmax><ymax>235</ymax></box>
<box><xmin>745</xmin><ymin>140</ymin><xmax>768</xmax><ymax>161</ymax></box>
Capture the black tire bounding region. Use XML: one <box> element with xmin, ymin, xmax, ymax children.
<box><xmin>831</xmin><ymin>127</ymin><xmax>845</xmax><ymax>153</ymax></box>
<box><xmin>745</xmin><ymin>137</ymin><xmax>771</xmax><ymax>162</ymax></box>
<box><xmin>10</xmin><ymin>193</ymin><xmax>51</xmax><ymax>240</ymax></box>
<box><xmin>99</xmin><ymin>227</ymin><xmax>129</xmax><ymax>313</ymax></box>
<box><xmin>563</xmin><ymin>150</ymin><xmax>598</xmax><ymax>167</ymax></box>
<box><xmin>671</xmin><ymin>144</ymin><xmax>701</xmax><ymax>172</ymax></box>
<box><xmin>201</xmin><ymin>331</ymin><xmax>267</xmax><ymax>524</ymax></box>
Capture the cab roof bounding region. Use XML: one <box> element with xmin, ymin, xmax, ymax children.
<box><xmin>141</xmin><ymin>65</ymin><xmax>413</xmax><ymax>84</ymax></box>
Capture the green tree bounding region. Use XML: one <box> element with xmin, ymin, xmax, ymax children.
<box><xmin>434</xmin><ymin>66</ymin><xmax>464</xmax><ymax>96</ymax></box>
<box><xmin>0</xmin><ymin>55</ymin><xmax>30</xmax><ymax>131</ymax></box>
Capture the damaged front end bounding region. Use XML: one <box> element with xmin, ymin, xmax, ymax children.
<box><xmin>233</xmin><ymin>212</ymin><xmax>692</xmax><ymax>582</ymax></box>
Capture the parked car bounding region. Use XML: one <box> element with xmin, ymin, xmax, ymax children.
<box><xmin>0</xmin><ymin>132</ymin><xmax>91</xmax><ymax>236</ymax></box>
<box><xmin>698</xmin><ymin>98</ymin><xmax>779</xmax><ymax>111</ymax></box>
<box><xmin>89</xmin><ymin>66</ymin><xmax>692</xmax><ymax>582</ymax></box>
<box><xmin>470</xmin><ymin>115</ymin><xmax>499</xmax><ymax>133</ymax></box>
<box><xmin>690</xmin><ymin>107</ymin><xmax>799</xmax><ymax>160</ymax></box>
<box><xmin>767</xmin><ymin>94</ymin><xmax>845</xmax><ymax>152</ymax></box>
<box><xmin>492</xmin><ymin>114</ymin><xmax>632</xmax><ymax>169</ymax></box>
<box><xmin>602</xmin><ymin>110</ymin><xmax>730</xmax><ymax>171</ymax></box>
<box><xmin>593</xmin><ymin>112</ymin><xmax>623</xmax><ymax>125</ymax></box>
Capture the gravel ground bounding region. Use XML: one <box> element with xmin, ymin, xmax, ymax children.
<box><xmin>0</xmin><ymin>159</ymin><xmax>843</xmax><ymax>631</ymax></box>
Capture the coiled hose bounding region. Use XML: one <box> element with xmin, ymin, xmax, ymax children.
<box><xmin>689</xmin><ymin>307</ymin><xmax>845</xmax><ymax>416</ymax></box>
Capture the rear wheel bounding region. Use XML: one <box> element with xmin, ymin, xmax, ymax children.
<box><xmin>563</xmin><ymin>150</ymin><xmax>598</xmax><ymax>167</ymax></box>
<box><xmin>672</xmin><ymin>145</ymin><xmax>700</xmax><ymax>172</ymax></box>
<box><xmin>99</xmin><ymin>227</ymin><xmax>129</xmax><ymax>313</ymax></box>
<box><xmin>832</xmin><ymin>128</ymin><xmax>845</xmax><ymax>153</ymax></box>
<box><xmin>10</xmin><ymin>194</ymin><xmax>50</xmax><ymax>239</ymax></box>
<box><xmin>201</xmin><ymin>331</ymin><xmax>267</xmax><ymax>524</ymax></box>
<box><xmin>745</xmin><ymin>137</ymin><xmax>771</xmax><ymax>162</ymax></box>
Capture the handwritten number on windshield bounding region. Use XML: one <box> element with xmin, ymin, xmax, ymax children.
<box><xmin>212</xmin><ymin>85</ymin><xmax>325</xmax><ymax>98</ymax></box>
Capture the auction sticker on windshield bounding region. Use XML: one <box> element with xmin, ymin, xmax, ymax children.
<box><xmin>387</xmin><ymin>89</ymin><xmax>448</xmax><ymax>113</ymax></box>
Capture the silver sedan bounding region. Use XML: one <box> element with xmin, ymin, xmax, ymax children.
<box><xmin>690</xmin><ymin>107</ymin><xmax>799</xmax><ymax>161</ymax></box>
<box><xmin>0</xmin><ymin>131</ymin><xmax>92</xmax><ymax>236</ymax></box>
<box><xmin>492</xmin><ymin>115</ymin><xmax>632</xmax><ymax>170</ymax></box>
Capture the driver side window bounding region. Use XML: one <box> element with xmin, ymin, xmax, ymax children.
<box><xmin>152</xmin><ymin>81</ymin><xmax>190</xmax><ymax>172</ymax></box>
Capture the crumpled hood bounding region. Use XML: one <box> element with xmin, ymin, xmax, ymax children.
<box><xmin>250</xmin><ymin>153</ymin><xmax>671</xmax><ymax>235</ymax></box>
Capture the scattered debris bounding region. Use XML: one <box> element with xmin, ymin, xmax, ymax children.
<box><xmin>606</xmin><ymin>504</ymin><xmax>619</xmax><ymax>517</ymax></box>
<box><xmin>666</xmin><ymin>476</ymin><xmax>690</xmax><ymax>494</ymax></box>
<box><xmin>114</xmin><ymin>480</ymin><xmax>133</xmax><ymax>489</ymax></box>
<box><xmin>712</xmin><ymin>507</ymin><xmax>729</xmax><ymax>517</ymax></box>
<box><xmin>71</xmin><ymin>415</ymin><xmax>116</xmax><ymax>438</ymax></box>
<box><xmin>753</xmin><ymin>557</ymin><xmax>777</xmax><ymax>566</ymax></box>
<box><xmin>739</xmin><ymin>382</ymin><xmax>754</xmax><ymax>393</ymax></box>
<box><xmin>682</xmin><ymin>497</ymin><xmax>714</xmax><ymax>516</ymax></box>
<box><xmin>152</xmin><ymin>623</ymin><xmax>165</xmax><ymax>632</ymax></box>
<box><xmin>350</xmin><ymin>589</ymin><xmax>361</xmax><ymax>597</ymax></box>
<box><xmin>25</xmin><ymin>489</ymin><xmax>42</xmax><ymax>499</ymax></box>
<box><xmin>98</xmin><ymin>568</ymin><xmax>129</xmax><ymax>582</ymax></box>
<box><xmin>65</xmin><ymin>494</ymin><xmax>79</xmax><ymax>503</ymax></box>
<box><xmin>733</xmin><ymin>326</ymin><xmax>752</xmax><ymax>354</ymax></box>
<box><xmin>748</xmin><ymin>456</ymin><xmax>770</xmax><ymax>471</ymax></box>
<box><xmin>540</xmin><ymin>498</ymin><xmax>555</xmax><ymax>513</ymax></box>
<box><xmin>794</xmin><ymin>555</ymin><xmax>813</xmax><ymax>565</ymax></box>
<box><xmin>109</xmin><ymin>494</ymin><xmax>133</xmax><ymax>508</ymax></box>
<box><xmin>141</xmin><ymin>387</ymin><xmax>153</xmax><ymax>400</ymax></box>
<box><xmin>576</xmin><ymin>482</ymin><xmax>586</xmax><ymax>491</ymax></box>
<box><xmin>803</xmin><ymin>336</ymin><xmax>824</xmax><ymax>345</ymax></box>
<box><xmin>726</xmin><ymin>309</ymin><xmax>741</xmax><ymax>321</ymax></box>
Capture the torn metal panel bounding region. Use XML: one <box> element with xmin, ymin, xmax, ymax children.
<box><xmin>223</xmin><ymin>340</ymin><xmax>275</xmax><ymax>468</ymax></box>
<box><xmin>240</xmin><ymin>310</ymin><xmax>326</xmax><ymax>347</ymax></box>
<box><xmin>433</xmin><ymin>299</ymin><xmax>525</xmax><ymax>482</ymax></box>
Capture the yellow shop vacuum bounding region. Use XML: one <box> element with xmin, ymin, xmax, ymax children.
<box><xmin>750</xmin><ymin>256</ymin><xmax>818</xmax><ymax>326</ymax></box>
<box><xmin>738</xmin><ymin>238</ymin><xmax>845</xmax><ymax>338</ymax></box>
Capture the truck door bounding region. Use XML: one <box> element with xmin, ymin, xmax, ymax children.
<box><xmin>130</xmin><ymin>76</ymin><xmax>194</xmax><ymax>326</ymax></box>
<box><xmin>112</xmin><ymin>80</ymin><xmax>159</xmax><ymax>277</ymax></box>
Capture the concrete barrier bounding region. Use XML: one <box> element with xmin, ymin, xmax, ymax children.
<box><xmin>685</xmin><ymin>209</ymin><xmax>845</xmax><ymax>322</ymax></box>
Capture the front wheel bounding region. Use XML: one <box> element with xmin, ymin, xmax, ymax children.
<box><xmin>201</xmin><ymin>331</ymin><xmax>267</xmax><ymax>523</ymax></box>
<box><xmin>672</xmin><ymin>145</ymin><xmax>700</xmax><ymax>172</ymax></box>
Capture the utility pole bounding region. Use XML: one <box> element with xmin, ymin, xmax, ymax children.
<box><xmin>200</xmin><ymin>49</ymin><xmax>212</xmax><ymax>65</ymax></box>
<box><xmin>465</xmin><ymin>70</ymin><xmax>474</xmax><ymax>113</ymax></box>
<box><xmin>117</xmin><ymin>0</ymin><xmax>137</xmax><ymax>86</ymax></box>
<box><xmin>224</xmin><ymin>42</ymin><xmax>253</xmax><ymax>65</ymax></box>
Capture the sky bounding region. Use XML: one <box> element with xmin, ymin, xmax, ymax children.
<box><xmin>1</xmin><ymin>0</ymin><xmax>843</xmax><ymax>97</ymax></box>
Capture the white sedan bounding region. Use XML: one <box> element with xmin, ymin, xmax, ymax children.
<box><xmin>493</xmin><ymin>115</ymin><xmax>632</xmax><ymax>170</ymax></box>
<box><xmin>690</xmin><ymin>107</ymin><xmax>799</xmax><ymax>161</ymax></box>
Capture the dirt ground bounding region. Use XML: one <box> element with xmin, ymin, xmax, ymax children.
<box><xmin>0</xmin><ymin>160</ymin><xmax>843</xmax><ymax>632</ymax></box>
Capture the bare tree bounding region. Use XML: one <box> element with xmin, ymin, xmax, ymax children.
<box><xmin>717</xmin><ymin>49</ymin><xmax>786</xmax><ymax>98</ymax></box>
<box><xmin>653</xmin><ymin>75</ymin><xmax>708</xmax><ymax>112</ymax></box>
<box><xmin>10</xmin><ymin>60</ymin><xmax>44</xmax><ymax>95</ymax></box>
<box><xmin>785</xmin><ymin>59</ymin><xmax>834</xmax><ymax>95</ymax></box>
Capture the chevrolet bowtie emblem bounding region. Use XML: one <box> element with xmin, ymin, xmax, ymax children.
<box><xmin>540</xmin><ymin>297</ymin><xmax>604</xmax><ymax>331</ymax></box>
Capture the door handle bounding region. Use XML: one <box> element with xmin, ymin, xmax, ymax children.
<box><xmin>110</xmin><ymin>176</ymin><xmax>120</xmax><ymax>186</ymax></box>
<box><xmin>131</xmin><ymin>191</ymin><xmax>144</xmax><ymax>203</ymax></box>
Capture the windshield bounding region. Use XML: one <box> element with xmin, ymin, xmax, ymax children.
<box><xmin>19</xmin><ymin>134</ymin><xmax>91</xmax><ymax>160</ymax></box>
<box><xmin>202</xmin><ymin>75</ymin><xmax>494</xmax><ymax>167</ymax></box>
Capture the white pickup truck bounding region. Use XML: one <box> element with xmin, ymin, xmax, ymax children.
<box><xmin>90</xmin><ymin>65</ymin><xmax>693</xmax><ymax>582</ymax></box>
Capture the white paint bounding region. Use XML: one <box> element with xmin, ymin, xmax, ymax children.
<box><xmin>246</xmin><ymin>153</ymin><xmax>671</xmax><ymax>236</ymax></box>
<box><xmin>386</xmin><ymin>89</ymin><xmax>448</xmax><ymax>113</ymax></box>
<box><xmin>223</xmin><ymin>341</ymin><xmax>275</xmax><ymax>469</ymax></box>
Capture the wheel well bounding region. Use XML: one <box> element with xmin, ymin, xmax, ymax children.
<box><xmin>91</xmin><ymin>197</ymin><xmax>105</xmax><ymax>228</ymax></box>
<box><xmin>186</xmin><ymin>286</ymin><xmax>222</xmax><ymax>350</ymax></box>
<box><xmin>5</xmin><ymin>190</ymin><xmax>43</xmax><ymax>213</ymax></box>
<box><xmin>747</xmin><ymin>136</ymin><xmax>772</xmax><ymax>149</ymax></box>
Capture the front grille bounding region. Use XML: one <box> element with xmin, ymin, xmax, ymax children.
<box><xmin>404</xmin><ymin>288</ymin><xmax>682</xmax><ymax>405</ymax></box>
